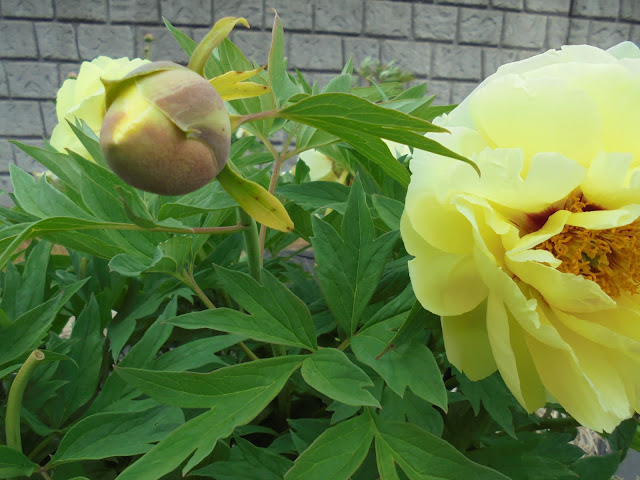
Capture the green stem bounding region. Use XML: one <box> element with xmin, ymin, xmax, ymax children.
<box><xmin>182</xmin><ymin>270</ymin><xmax>216</xmax><ymax>310</ymax></box>
<box><xmin>337</xmin><ymin>338</ymin><xmax>350</xmax><ymax>352</ymax></box>
<box><xmin>258</xmin><ymin>128</ymin><xmax>296</xmax><ymax>259</ymax></box>
<box><xmin>238</xmin><ymin>342</ymin><xmax>259</xmax><ymax>361</ymax></box>
<box><xmin>231</xmin><ymin>110</ymin><xmax>279</xmax><ymax>131</ymax></box>
<box><xmin>29</xmin><ymin>434</ymin><xmax>55</xmax><ymax>461</ymax></box>
<box><xmin>40</xmin><ymin>469</ymin><xmax>51</xmax><ymax>480</ymax></box>
<box><xmin>6</xmin><ymin>350</ymin><xmax>45</xmax><ymax>452</ymax></box>
<box><xmin>238</xmin><ymin>209</ymin><xmax>262</xmax><ymax>283</ymax></box>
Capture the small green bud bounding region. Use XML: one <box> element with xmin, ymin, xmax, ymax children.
<box><xmin>100</xmin><ymin>61</ymin><xmax>230</xmax><ymax>196</ymax></box>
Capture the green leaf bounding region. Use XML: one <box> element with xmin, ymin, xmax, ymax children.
<box><xmin>570</xmin><ymin>453</ymin><xmax>620</xmax><ymax>480</ymax></box>
<box><xmin>279</xmin><ymin>93</ymin><xmax>476</xmax><ymax>185</ymax></box>
<box><xmin>380</xmin><ymin>387</ymin><xmax>444</xmax><ymax>437</ymax></box>
<box><xmin>372</xmin><ymin>194</ymin><xmax>404</xmax><ymax>231</ymax></box>
<box><xmin>395</xmin><ymin>83</ymin><xmax>428</xmax><ymax>100</ymax></box>
<box><xmin>0</xmin><ymin>363</ymin><xmax>21</xmax><ymax>380</ymax></box>
<box><xmin>277</xmin><ymin>181</ymin><xmax>350</xmax><ymax>212</ymax></box>
<box><xmin>286</xmin><ymin>202</ymin><xmax>314</xmax><ymax>241</ymax></box>
<box><xmin>169</xmin><ymin>307</ymin><xmax>311</xmax><ymax>350</ymax></box>
<box><xmin>214</xmin><ymin>266</ymin><xmax>317</xmax><ymax>350</ymax></box>
<box><xmin>48</xmin><ymin>406</ymin><xmax>184</xmax><ymax>467</ymax></box>
<box><xmin>457</xmin><ymin>372</ymin><xmax>518</xmax><ymax>438</ymax></box>
<box><xmin>362</xmin><ymin>282</ymin><xmax>415</xmax><ymax>331</ymax></box>
<box><xmin>467</xmin><ymin>432</ymin><xmax>583</xmax><ymax>480</ymax></box>
<box><xmin>116</xmin><ymin>355</ymin><xmax>304</xmax><ymax>408</ymax></box>
<box><xmin>373</xmin><ymin>418</ymin><xmax>510</xmax><ymax>480</ymax></box>
<box><xmin>153</xmin><ymin>334</ymin><xmax>242</xmax><ymax>371</ymax></box>
<box><xmin>157</xmin><ymin>180</ymin><xmax>236</xmax><ymax>220</ymax></box>
<box><xmin>116</xmin><ymin>356</ymin><xmax>304</xmax><ymax>479</ymax></box>
<box><xmin>375</xmin><ymin>440</ymin><xmax>402</xmax><ymax>480</ymax></box>
<box><xmin>0</xmin><ymin>217</ymin><xmax>144</xmax><ymax>270</ymax></box>
<box><xmin>106</xmin><ymin>281</ymin><xmax>188</xmax><ymax>363</ymax></box>
<box><xmin>48</xmin><ymin>295</ymin><xmax>104</xmax><ymax>426</ymax></box>
<box><xmin>0</xmin><ymin>445</ymin><xmax>39</xmax><ymax>478</ymax></box>
<box><xmin>194</xmin><ymin>436</ymin><xmax>294</xmax><ymax>479</ymax></box>
<box><xmin>322</xmin><ymin>74</ymin><xmax>352</xmax><ymax>94</ymax></box>
<box><xmin>301</xmin><ymin>348</ymin><xmax>379</xmax><ymax>407</ymax></box>
<box><xmin>10</xmin><ymin>140</ymin><xmax>83</xmax><ymax>190</ymax></box>
<box><xmin>15</xmin><ymin>239</ymin><xmax>51</xmax><ymax>318</ymax></box>
<box><xmin>351</xmin><ymin>318</ymin><xmax>447</xmax><ymax>410</ymax></box>
<box><xmin>109</xmin><ymin>236</ymin><xmax>193</xmax><ymax>276</ymax></box>
<box><xmin>281</xmin><ymin>94</ymin><xmax>441</xmax><ymax>132</ymax></box>
<box><xmin>10</xmin><ymin>164</ymin><xmax>93</xmax><ymax>220</ymax></box>
<box><xmin>311</xmin><ymin>177</ymin><xmax>398</xmax><ymax>336</ymax></box>
<box><xmin>632</xmin><ymin>425</ymin><xmax>640</xmax><ymax>453</ymax></box>
<box><xmin>0</xmin><ymin>280</ymin><xmax>86</xmax><ymax>365</ymax></box>
<box><xmin>285</xmin><ymin>413</ymin><xmax>376</xmax><ymax>480</ymax></box>
<box><xmin>67</xmin><ymin>119</ymin><xmax>107</xmax><ymax>165</ymax></box>
<box><xmin>378</xmin><ymin>300</ymin><xmax>438</xmax><ymax>357</ymax></box>
<box><xmin>268</xmin><ymin>11</ymin><xmax>299</xmax><ymax>107</ymax></box>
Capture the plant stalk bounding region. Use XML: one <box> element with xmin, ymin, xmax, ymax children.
<box><xmin>258</xmin><ymin>129</ymin><xmax>296</xmax><ymax>259</ymax></box>
<box><xmin>6</xmin><ymin>350</ymin><xmax>45</xmax><ymax>452</ymax></box>
<box><xmin>238</xmin><ymin>209</ymin><xmax>262</xmax><ymax>283</ymax></box>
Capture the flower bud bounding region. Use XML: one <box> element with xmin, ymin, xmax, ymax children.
<box><xmin>100</xmin><ymin>61</ymin><xmax>230</xmax><ymax>196</ymax></box>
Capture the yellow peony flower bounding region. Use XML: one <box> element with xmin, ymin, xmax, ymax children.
<box><xmin>298</xmin><ymin>150</ymin><xmax>339</xmax><ymax>182</ymax></box>
<box><xmin>50</xmin><ymin>56</ymin><xmax>150</xmax><ymax>159</ymax></box>
<box><xmin>402</xmin><ymin>41</ymin><xmax>640</xmax><ymax>433</ymax></box>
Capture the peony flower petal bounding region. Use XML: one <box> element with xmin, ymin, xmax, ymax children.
<box><xmin>563</xmin><ymin>63</ymin><xmax>640</xmax><ymax>164</ymax></box>
<box><xmin>510</xmin><ymin>210</ymin><xmax>572</xmax><ymax>252</ymax></box>
<box><xmin>469</xmin><ymin>72</ymin><xmax>604</xmax><ymax>168</ymax></box>
<box><xmin>486</xmin><ymin>293</ymin><xmax>546</xmax><ymax>411</ymax></box>
<box><xmin>505</xmin><ymin>253</ymin><xmax>616</xmax><ymax>313</ymax></box>
<box><xmin>607</xmin><ymin>350</ymin><xmax>640</xmax><ymax>414</ymax></box>
<box><xmin>470</xmin><ymin>149</ymin><xmax>585</xmax><ymax>212</ymax></box>
<box><xmin>401</xmin><ymin>212</ymin><xmax>488</xmax><ymax>316</ymax></box>
<box><xmin>298</xmin><ymin>150</ymin><xmax>338</xmax><ymax>182</ymax></box>
<box><xmin>525</xmin><ymin>319</ymin><xmax>624</xmax><ymax>432</ymax></box>
<box><xmin>572</xmin><ymin>302</ymin><xmax>640</xmax><ymax>355</ymax></box>
<box><xmin>567</xmin><ymin>203</ymin><xmax>640</xmax><ymax>229</ymax></box>
<box><xmin>581</xmin><ymin>152</ymin><xmax>640</xmax><ymax>209</ymax></box>
<box><xmin>442</xmin><ymin>301</ymin><xmax>497</xmax><ymax>381</ymax></box>
<box><xmin>54</xmin><ymin>78</ymin><xmax>76</xmax><ymax>122</ymax></box>
<box><xmin>550</xmin><ymin>308</ymin><xmax>633</xmax><ymax>424</ymax></box>
<box><xmin>608</xmin><ymin>41</ymin><xmax>640</xmax><ymax>60</ymax></box>
<box><xmin>407</xmin><ymin>147</ymin><xmax>480</xmax><ymax>255</ymax></box>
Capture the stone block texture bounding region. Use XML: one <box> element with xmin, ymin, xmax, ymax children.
<box><xmin>0</xmin><ymin>0</ymin><xmax>639</xmax><ymax>205</ymax></box>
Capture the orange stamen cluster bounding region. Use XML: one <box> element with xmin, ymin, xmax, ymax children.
<box><xmin>535</xmin><ymin>192</ymin><xmax>640</xmax><ymax>298</ymax></box>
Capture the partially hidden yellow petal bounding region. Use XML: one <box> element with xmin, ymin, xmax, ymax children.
<box><xmin>442</xmin><ymin>300</ymin><xmax>497</xmax><ymax>381</ymax></box>
<box><xmin>486</xmin><ymin>293</ymin><xmax>546</xmax><ymax>412</ymax></box>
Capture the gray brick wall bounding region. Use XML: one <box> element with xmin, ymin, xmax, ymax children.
<box><xmin>1</xmin><ymin>0</ymin><xmax>640</xmax><ymax>192</ymax></box>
